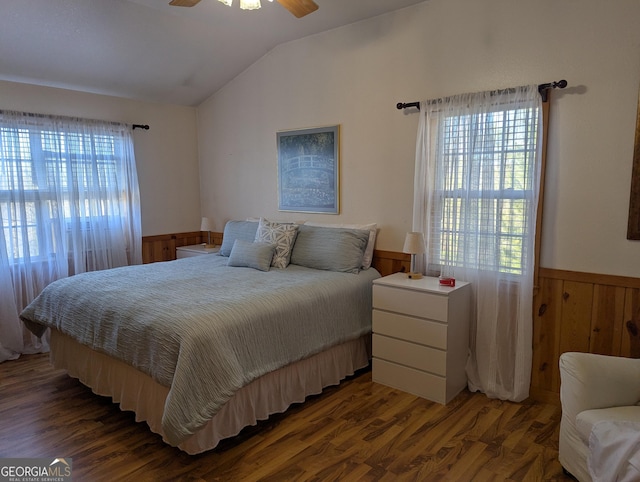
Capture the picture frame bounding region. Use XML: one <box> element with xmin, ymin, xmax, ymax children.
<box><xmin>628</xmin><ymin>88</ymin><xmax>640</xmax><ymax>240</ymax></box>
<box><xmin>277</xmin><ymin>125</ymin><xmax>340</xmax><ymax>214</ymax></box>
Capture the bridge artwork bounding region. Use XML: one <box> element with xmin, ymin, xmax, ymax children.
<box><xmin>277</xmin><ymin>126</ymin><xmax>339</xmax><ymax>214</ymax></box>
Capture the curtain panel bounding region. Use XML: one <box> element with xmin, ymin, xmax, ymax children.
<box><xmin>0</xmin><ymin>111</ymin><xmax>142</xmax><ymax>362</ymax></box>
<box><xmin>412</xmin><ymin>85</ymin><xmax>543</xmax><ymax>401</ymax></box>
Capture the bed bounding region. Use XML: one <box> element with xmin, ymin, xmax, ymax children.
<box><xmin>20</xmin><ymin>219</ymin><xmax>380</xmax><ymax>454</ymax></box>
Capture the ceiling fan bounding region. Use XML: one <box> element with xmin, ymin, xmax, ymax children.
<box><xmin>168</xmin><ymin>0</ymin><xmax>319</xmax><ymax>18</ymax></box>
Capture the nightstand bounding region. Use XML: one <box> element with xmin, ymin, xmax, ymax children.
<box><xmin>372</xmin><ymin>273</ymin><xmax>471</xmax><ymax>404</ymax></box>
<box><xmin>176</xmin><ymin>244</ymin><xmax>220</xmax><ymax>259</ymax></box>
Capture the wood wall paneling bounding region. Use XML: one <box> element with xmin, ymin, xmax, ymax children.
<box><xmin>370</xmin><ymin>249</ymin><xmax>411</xmax><ymax>277</ymax></box>
<box><xmin>623</xmin><ymin>288</ymin><xmax>640</xmax><ymax>357</ymax></box>
<box><xmin>141</xmin><ymin>231</ymin><xmax>223</xmax><ymax>263</ymax></box>
<box><xmin>558</xmin><ymin>281</ymin><xmax>593</xmax><ymax>355</ymax></box>
<box><xmin>532</xmin><ymin>268</ymin><xmax>640</xmax><ymax>403</ymax></box>
<box><xmin>531</xmin><ymin>277</ymin><xmax>563</xmax><ymax>395</ymax></box>
<box><xmin>590</xmin><ymin>285</ymin><xmax>625</xmax><ymax>356</ymax></box>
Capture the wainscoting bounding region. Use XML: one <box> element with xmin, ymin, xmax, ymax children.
<box><xmin>141</xmin><ymin>231</ymin><xmax>409</xmax><ymax>273</ymax></box>
<box><xmin>142</xmin><ymin>231</ymin><xmax>223</xmax><ymax>263</ymax></box>
<box><xmin>141</xmin><ymin>232</ymin><xmax>640</xmax><ymax>403</ymax></box>
<box><xmin>531</xmin><ymin>268</ymin><xmax>640</xmax><ymax>403</ymax></box>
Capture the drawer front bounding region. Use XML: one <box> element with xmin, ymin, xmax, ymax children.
<box><xmin>373</xmin><ymin>310</ymin><xmax>447</xmax><ymax>349</ymax></box>
<box><xmin>373</xmin><ymin>285</ymin><xmax>448</xmax><ymax>322</ymax></box>
<box><xmin>373</xmin><ymin>358</ymin><xmax>446</xmax><ymax>404</ymax></box>
<box><xmin>373</xmin><ymin>334</ymin><xmax>446</xmax><ymax>375</ymax></box>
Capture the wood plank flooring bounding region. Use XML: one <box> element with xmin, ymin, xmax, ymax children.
<box><xmin>0</xmin><ymin>354</ymin><xmax>571</xmax><ymax>481</ymax></box>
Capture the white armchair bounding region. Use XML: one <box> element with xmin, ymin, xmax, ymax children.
<box><xmin>559</xmin><ymin>352</ymin><xmax>640</xmax><ymax>481</ymax></box>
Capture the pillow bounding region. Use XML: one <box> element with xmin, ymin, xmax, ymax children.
<box><xmin>305</xmin><ymin>222</ymin><xmax>377</xmax><ymax>269</ymax></box>
<box><xmin>290</xmin><ymin>224</ymin><xmax>369</xmax><ymax>274</ymax></box>
<box><xmin>219</xmin><ymin>220</ymin><xmax>259</xmax><ymax>257</ymax></box>
<box><xmin>254</xmin><ymin>218</ymin><xmax>299</xmax><ymax>269</ymax></box>
<box><xmin>227</xmin><ymin>240</ymin><xmax>275</xmax><ymax>271</ymax></box>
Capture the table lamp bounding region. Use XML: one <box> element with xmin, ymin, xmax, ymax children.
<box><xmin>403</xmin><ymin>231</ymin><xmax>425</xmax><ymax>279</ymax></box>
<box><xmin>201</xmin><ymin>217</ymin><xmax>215</xmax><ymax>248</ymax></box>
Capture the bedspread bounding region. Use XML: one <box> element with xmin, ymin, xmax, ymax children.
<box><xmin>20</xmin><ymin>255</ymin><xmax>380</xmax><ymax>445</ymax></box>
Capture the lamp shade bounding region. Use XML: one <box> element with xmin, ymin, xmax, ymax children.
<box><xmin>403</xmin><ymin>232</ymin><xmax>425</xmax><ymax>255</ymax></box>
<box><xmin>200</xmin><ymin>217</ymin><xmax>214</xmax><ymax>232</ymax></box>
<box><xmin>239</xmin><ymin>0</ymin><xmax>261</xmax><ymax>9</ymax></box>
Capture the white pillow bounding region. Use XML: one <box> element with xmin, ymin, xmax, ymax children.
<box><xmin>254</xmin><ymin>218</ymin><xmax>299</xmax><ymax>269</ymax></box>
<box><xmin>305</xmin><ymin>222</ymin><xmax>377</xmax><ymax>269</ymax></box>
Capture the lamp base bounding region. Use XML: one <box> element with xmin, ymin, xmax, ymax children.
<box><xmin>202</xmin><ymin>243</ymin><xmax>216</xmax><ymax>249</ymax></box>
<box><xmin>406</xmin><ymin>272</ymin><xmax>423</xmax><ymax>279</ymax></box>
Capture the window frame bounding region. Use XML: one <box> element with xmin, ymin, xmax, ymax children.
<box><xmin>427</xmin><ymin>99</ymin><xmax>544</xmax><ymax>278</ymax></box>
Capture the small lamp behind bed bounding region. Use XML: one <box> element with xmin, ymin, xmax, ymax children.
<box><xmin>403</xmin><ymin>231</ymin><xmax>425</xmax><ymax>279</ymax></box>
<box><xmin>201</xmin><ymin>217</ymin><xmax>215</xmax><ymax>248</ymax></box>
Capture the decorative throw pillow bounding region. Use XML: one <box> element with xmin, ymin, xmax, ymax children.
<box><xmin>305</xmin><ymin>222</ymin><xmax>377</xmax><ymax>269</ymax></box>
<box><xmin>254</xmin><ymin>218</ymin><xmax>299</xmax><ymax>269</ymax></box>
<box><xmin>219</xmin><ymin>220</ymin><xmax>259</xmax><ymax>257</ymax></box>
<box><xmin>290</xmin><ymin>225</ymin><xmax>369</xmax><ymax>274</ymax></box>
<box><xmin>227</xmin><ymin>240</ymin><xmax>275</xmax><ymax>271</ymax></box>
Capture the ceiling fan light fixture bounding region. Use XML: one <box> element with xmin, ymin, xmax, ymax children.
<box><xmin>217</xmin><ymin>0</ymin><xmax>233</xmax><ymax>5</ymax></box>
<box><xmin>239</xmin><ymin>0</ymin><xmax>261</xmax><ymax>10</ymax></box>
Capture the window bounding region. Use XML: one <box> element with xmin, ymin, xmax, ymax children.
<box><xmin>0</xmin><ymin>110</ymin><xmax>142</xmax><ymax>362</ymax></box>
<box><xmin>427</xmin><ymin>99</ymin><xmax>540</xmax><ymax>276</ymax></box>
<box><xmin>0</xmin><ymin>114</ymin><xmax>139</xmax><ymax>266</ymax></box>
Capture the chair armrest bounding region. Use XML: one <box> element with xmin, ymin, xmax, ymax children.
<box><xmin>560</xmin><ymin>352</ymin><xmax>640</xmax><ymax>419</ymax></box>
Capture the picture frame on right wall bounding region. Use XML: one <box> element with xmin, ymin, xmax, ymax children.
<box><xmin>628</xmin><ymin>87</ymin><xmax>640</xmax><ymax>240</ymax></box>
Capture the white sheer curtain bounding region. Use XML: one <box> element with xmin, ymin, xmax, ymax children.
<box><xmin>0</xmin><ymin>111</ymin><xmax>142</xmax><ymax>362</ymax></box>
<box><xmin>412</xmin><ymin>85</ymin><xmax>543</xmax><ymax>401</ymax></box>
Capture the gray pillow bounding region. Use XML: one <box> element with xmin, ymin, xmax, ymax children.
<box><xmin>227</xmin><ymin>240</ymin><xmax>275</xmax><ymax>271</ymax></box>
<box><xmin>219</xmin><ymin>220</ymin><xmax>259</xmax><ymax>257</ymax></box>
<box><xmin>290</xmin><ymin>225</ymin><xmax>369</xmax><ymax>273</ymax></box>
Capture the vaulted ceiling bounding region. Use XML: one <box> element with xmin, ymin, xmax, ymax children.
<box><xmin>0</xmin><ymin>0</ymin><xmax>425</xmax><ymax>106</ymax></box>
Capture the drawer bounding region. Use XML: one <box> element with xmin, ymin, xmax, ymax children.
<box><xmin>373</xmin><ymin>334</ymin><xmax>446</xmax><ymax>375</ymax></box>
<box><xmin>373</xmin><ymin>310</ymin><xmax>447</xmax><ymax>349</ymax></box>
<box><xmin>372</xmin><ymin>358</ymin><xmax>446</xmax><ymax>404</ymax></box>
<box><xmin>373</xmin><ymin>285</ymin><xmax>448</xmax><ymax>321</ymax></box>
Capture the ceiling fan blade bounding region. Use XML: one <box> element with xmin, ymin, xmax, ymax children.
<box><xmin>169</xmin><ymin>0</ymin><xmax>201</xmax><ymax>6</ymax></box>
<box><xmin>276</xmin><ymin>0</ymin><xmax>319</xmax><ymax>18</ymax></box>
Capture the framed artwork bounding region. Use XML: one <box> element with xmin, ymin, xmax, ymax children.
<box><xmin>628</xmin><ymin>87</ymin><xmax>640</xmax><ymax>240</ymax></box>
<box><xmin>277</xmin><ymin>125</ymin><xmax>340</xmax><ymax>214</ymax></box>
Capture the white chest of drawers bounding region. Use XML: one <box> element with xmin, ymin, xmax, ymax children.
<box><xmin>372</xmin><ymin>273</ymin><xmax>471</xmax><ymax>404</ymax></box>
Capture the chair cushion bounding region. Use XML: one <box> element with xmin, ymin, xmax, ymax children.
<box><xmin>576</xmin><ymin>406</ymin><xmax>640</xmax><ymax>444</ymax></box>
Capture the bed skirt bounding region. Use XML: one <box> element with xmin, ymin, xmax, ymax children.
<box><xmin>50</xmin><ymin>328</ymin><xmax>371</xmax><ymax>454</ymax></box>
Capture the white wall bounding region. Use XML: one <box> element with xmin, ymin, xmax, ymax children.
<box><xmin>0</xmin><ymin>80</ymin><xmax>200</xmax><ymax>237</ymax></box>
<box><xmin>197</xmin><ymin>0</ymin><xmax>640</xmax><ymax>277</ymax></box>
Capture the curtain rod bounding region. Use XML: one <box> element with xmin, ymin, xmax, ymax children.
<box><xmin>132</xmin><ymin>124</ymin><xmax>149</xmax><ymax>130</ymax></box>
<box><xmin>396</xmin><ymin>79</ymin><xmax>568</xmax><ymax>111</ymax></box>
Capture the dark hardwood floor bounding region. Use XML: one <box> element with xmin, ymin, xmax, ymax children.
<box><xmin>0</xmin><ymin>354</ymin><xmax>571</xmax><ymax>481</ymax></box>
